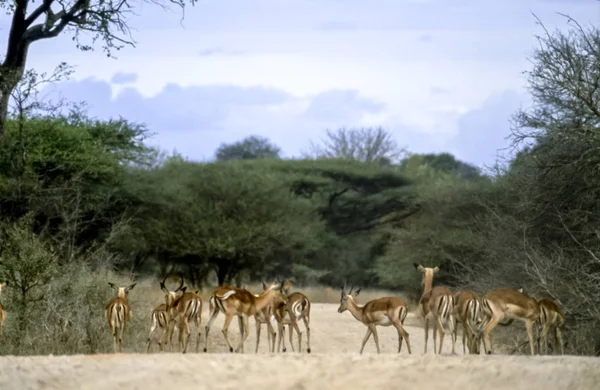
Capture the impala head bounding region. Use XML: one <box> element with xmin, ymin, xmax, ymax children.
<box><xmin>261</xmin><ymin>280</ymin><xmax>282</xmax><ymax>294</ymax></box>
<box><xmin>108</xmin><ymin>282</ymin><xmax>136</xmax><ymax>299</ymax></box>
<box><xmin>413</xmin><ymin>263</ymin><xmax>440</xmax><ymax>287</ymax></box>
<box><xmin>280</xmin><ymin>280</ymin><xmax>293</xmax><ymax>295</ymax></box>
<box><xmin>160</xmin><ymin>275</ymin><xmax>186</xmax><ymax>309</ymax></box>
<box><xmin>338</xmin><ymin>282</ymin><xmax>361</xmax><ymax>313</ymax></box>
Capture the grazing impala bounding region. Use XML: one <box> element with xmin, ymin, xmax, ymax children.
<box><xmin>161</xmin><ymin>276</ymin><xmax>203</xmax><ymax>354</ymax></box>
<box><xmin>253</xmin><ymin>284</ymin><xmax>278</xmax><ymax>353</ymax></box>
<box><xmin>146</xmin><ymin>303</ymin><xmax>169</xmax><ymax>353</ymax></box>
<box><xmin>0</xmin><ymin>282</ymin><xmax>6</xmax><ymax>338</ymax></box>
<box><xmin>105</xmin><ymin>282</ymin><xmax>136</xmax><ymax>353</ymax></box>
<box><xmin>414</xmin><ymin>263</ymin><xmax>456</xmax><ymax>355</ymax></box>
<box><xmin>204</xmin><ymin>281</ymin><xmax>282</xmax><ymax>353</ymax></box>
<box><xmin>337</xmin><ymin>283</ymin><xmax>412</xmax><ymax>355</ymax></box>
<box><xmin>536</xmin><ymin>297</ymin><xmax>565</xmax><ymax>355</ymax></box>
<box><xmin>478</xmin><ymin>287</ymin><xmax>540</xmax><ymax>355</ymax></box>
<box><xmin>453</xmin><ymin>289</ymin><xmax>484</xmax><ymax>354</ymax></box>
<box><xmin>272</xmin><ymin>281</ymin><xmax>312</xmax><ymax>353</ymax></box>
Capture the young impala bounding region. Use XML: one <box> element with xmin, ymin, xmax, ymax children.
<box><xmin>337</xmin><ymin>283</ymin><xmax>411</xmax><ymax>355</ymax></box>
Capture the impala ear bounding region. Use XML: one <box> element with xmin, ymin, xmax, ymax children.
<box><xmin>180</xmin><ymin>286</ymin><xmax>187</xmax><ymax>293</ymax></box>
<box><xmin>262</xmin><ymin>281</ymin><xmax>268</xmax><ymax>291</ymax></box>
<box><xmin>433</xmin><ymin>266</ymin><xmax>440</xmax><ymax>273</ymax></box>
<box><xmin>413</xmin><ymin>263</ymin><xmax>425</xmax><ymax>272</ymax></box>
<box><xmin>125</xmin><ymin>283</ymin><xmax>136</xmax><ymax>292</ymax></box>
<box><xmin>108</xmin><ymin>282</ymin><xmax>117</xmax><ymax>290</ymax></box>
<box><xmin>355</xmin><ymin>288</ymin><xmax>361</xmax><ymax>297</ymax></box>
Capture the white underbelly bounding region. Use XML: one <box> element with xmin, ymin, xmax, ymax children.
<box><xmin>377</xmin><ymin>316</ymin><xmax>392</xmax><ymax>326</ymax></box>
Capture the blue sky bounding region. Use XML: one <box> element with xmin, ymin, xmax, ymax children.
<box><xmin>2</xmin><ymin>0</ymin><xmax>599</xmax><ymax>168</ymax></box>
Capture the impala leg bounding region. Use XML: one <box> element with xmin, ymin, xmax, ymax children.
<box><xmin>265</xmin><ymin>319</ymin><xmax>276</xmax><ymax>353</ymax></box>
<box><xmin>234</xmin><ymin>315</ymin><xmax>250</xmax><ymax>353</ymax></box>
<box><xmin>359</xmin><ymin>327</ymin><xmax>372</xmax><ymax>354</ymax></box>
<box><xmin>118</xmin><ymin>323</ymin><xmax>125</xmax><ymax>353</ymax></box>
<box><xmin>303</xmin><ymin>316</ymin><xmax>311</xmax><ymax>353</ymax></box>
<box><xmin>158</xmin><ymin>325</ymin><xmax>168</xmax><ymax>352</ymax></box>
<box><xmin>480</xmin><ymin>314</ymin><xmax>502</xmax><ymax>355</ymax></box>
<box><xmin>237</xmin><ymin>315</ymin><xmax>245</xmax><ymax>353</ymax></box>
<box><xmin>279</xmin><ymin>322</ymin><xmax>287</xmax><ymax>352</ymax></box>
<box><xmin>146</xmin><ymin>319</ymin><xmax>158</xmax><ymax>353</ymax></box>
<box><xmin>288</xmin><ymin>324</ymin><xmax>295</xmax><ymax>352</ymax></box>
<box><xmin>204</xmin><ymin>306</ymin><xmax>220</xmax><ymax>353</ymax></box>
<box><xmin>556</xmin><ymin>327</ymin><xmax>565</xmax><ymax>355</ymax></box>
<box><xmin>370</xmin><ymin>325</ymin><xmax>381</xmax><ymax>354</ymax></box>
<box><xmin>291</xmin><ymin>319</ymin><xmax>303</xmax><ymax>353</ymax></box>
<box><xmin>461</xmin><ymin>323</ymin><xmax>466</xmax><ymax>354</ymax></box>
<box><xmin>195</xmin><ymin>312</ymin><xmax>202</xmax><ymax>353</ymax></box>
<box><xmin>182</xmin><ymin>318</ymin><xmax>192</xmax><ymax>354</ymax></box>
<box><xmin>432</xmin><ymin>316</ymin><xmax>439</xmax><ymax>355</ymax></box>
<box><xmin>221</xmin><ymin>314</ymin><xmax>236</xmax><ymax>353</ymax></box>
<box><xmin>393</xmin><ymin>320</ymin><xmax>411</xmax><ymax>355</ymax></box>
<box><xmin>525</xmin><ymin>319</ymin><xmax>536</xmax><ymax>356</ymax></box>
<box><xmin>255</xmin><ymin>318</ymin><xmax>262</xmax><ymax>353</ymax></box>
<box><xmin>424</xmin><ymin>317</ymin><xmax>430</xmax><ymax>354</ymax></box>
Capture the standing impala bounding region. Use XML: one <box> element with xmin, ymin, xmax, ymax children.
<box><xmin>105</xmin><ymin>282</ymin><xmax>136</xmax><ymax>353</ymax></box>
<box><xmin>477</xmin><ymin>287</ymin><xmax>540</xmax><ymax>355</ymax></box>
<box><xmin>161</xmin><ymin>276</ymin><xmax>203</xmax><ymax>354</ymax></box>
<box><xmin>204</xmin><ymin>281</ymin><xmax>281</xmax><ymax>353</ymax></box>
<box><xmin>337</xmin><ymin>283</ymin><xmax>412</xmax><ymax>355</ymax></box>
<box><xmin>453</xmin><ymin>289</ymin><xmax>484</xmax><ymax>354</ymax></box>
<box><xmin>0</xmin><ymin>282</ymin><xmax>6</xmax><ymax>338</ymax></box>
<box><xmin>146</xmin><ymin>303</ymin><xmax>169</xmax><ymax>353</ymax></box>
<box><xmin>414</xmin><ymin>263</ymin><xmax>456</xmax><ymax>355</ymax></box>
<box><xmin>272</xmin><ymin>280</ymin><xmax>312</xmax><ymax>353</ymax></box>
<box><xmin>536</xmin><ymin>297</ymin><xmax>565</xmax><ymax>355</ymax></box>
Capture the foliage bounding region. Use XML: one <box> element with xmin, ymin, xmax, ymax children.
<box><xmin>215</xmin><ymin>135</ymin><xmax>281</xmax><ymax>161</ymax></box>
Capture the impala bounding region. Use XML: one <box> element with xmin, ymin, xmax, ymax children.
<box><xmin>337</xmin><ymin>283</ymin><xmax>412</xmax><ymax>355</ymax></box>
<box><xmin>105</xmin><ymin>282</ymin><xmax>136</xmax><ymax>353</ymax></box>
<box><xmin>272</xmin><ymin>281</ymin><xmax>312</xmax><ymax>353</ymax></box>
<box><xmin>536</xmin><ymin>297</ymin><xmax>565</xmax><ymax>355</ymax></box>
<box><xmin>453</xmin><ymin>289</ymin><xmax>484</xmax><ymax>354</ymax></box>
<box><xmin>0</xmin><ymin>282</ymin><xmax>6</xmax><ymax>338</ymax></box>
<box><xmin>146</xmin><ymin>303</ymin><xmax>169</xmax><ymax>353</ymax></box>
<box><xmin>477</xmin><ymin>287</ymin><xmax>540</xmax><ymax>355</ymax></box>
<box><xmin>253</xmin><ymin>284</ymin><xmax>278</xmax><ymax>353</ymax></box>
<box><xmin>414</xmin><ymin>263</ymin><xmax>456</xmax><ymax>355</ymax></box>
<box><xmin>204</xmin><ymin>281</ymin><xmax>281</xmax><ymax>353</ymax></box>
<box><xmin>161</xmin><ymin>276</ymin><xmax>203</xmax><ymax>354</ymax></box>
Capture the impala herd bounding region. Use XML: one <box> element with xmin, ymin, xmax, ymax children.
<box><xmin>0</xmin><ymin>264</ymin><xmax>565</xmax><ymax>357</ymax></box>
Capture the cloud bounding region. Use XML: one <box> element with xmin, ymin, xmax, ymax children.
<box><xmin>41</xmin><ymin>80</ymin><xmax>388</xmax><ymax>160</ymax></box>
<box><xmin>304</xmin><ymin>90</ymin><xmax>385</xmax><ymax>123</ymax></box>
<box><xmin>316</xmin><ymin>21</ymin><xmax>360</xmax><ymax>32</ymax></box>
<box><xmin>198</xmin><ymin>47</ymin><xmax>246</xmax><ymax>57</ymax></box>
<box><xmin>430</xmin><ymin>87</ymin><xmax>450</xmax><ymax>95</ymax></box>
<box><xmin>418</xmin><ymin>33</ymin><xmax>433</xmax><ymax>42</ymax></box>
<box><xmin>448</xmin><ymin>90</ymin><xmax>530</xmax><ymax>169</ymax></box>
<box><xmin>110</xmin><ymin>72</ymin><xmax>138</xmax><ymax>84</ymax></box>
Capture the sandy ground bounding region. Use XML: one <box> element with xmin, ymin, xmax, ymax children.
<box><xmin>1</xmin><ymin>303</ymin><xmax>599</xmax><ymax>390</ymax></box>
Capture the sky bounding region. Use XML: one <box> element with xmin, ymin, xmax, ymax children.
<box><xmin>1</xmin><ymin>0</ymin><xmax>599</xmax><ymax>169</ymax></box>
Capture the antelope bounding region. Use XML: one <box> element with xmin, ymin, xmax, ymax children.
<box><xmin>337</xmin><ymin>283</ymin><xmax>412</xmax><ymax>354</ymax></box>
<box><xmin>161</xmin><ymin>276</ymin><xmax>203</xmax><ymax>354</ymax></box>
<box><xmin>453</xmin><ymin>289</ymin><xmax>484</xmax><ymax>354</ymax></box>
<box><xmin>105</xmin><ymin>282</ymin><xmax>136</xmax><ymax>353</ymax></box>
<box><xmin>536</xmin><ymin>297</ymin><xmax>565</xmax><ymax>355</ymax></box>
<box><xmin>253</xmin><ymin>285</ymin><xmax>278</xmax><ymax>353</ymax></box>
<box><xmin>272</xmin><ymin>281</ymin><xmax>312</xmax><ymax>353</ymax></box>
<box><xmin>0</xmin><ymin>282</ymin><xmax>6</xmax><ymax>338</ymax></box>
<box><xmin>146</xmin><ymin>303</ymin><xmax>169</xmax><ymax>353</ymax></box>
<box><xmin>204</xmin><ymin>281</ymin><xmax>281</xmax><ymax>353</ymax></box>
<box><xmin>477</xmin><ymin>287</ymin><xmax>540</xmax><ymax>355</ymax></box>
<box><xmin>414</xmin><ymin>263</ymin><xmax>456</xmax><ymax>355</ymax></box>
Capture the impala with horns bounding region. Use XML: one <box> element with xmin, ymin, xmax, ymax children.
<box><xmin>105</xmin><ymin>282</ymin><xmax>136</xmax><ymax>353</ymax></box>
<box><xmin>272</xmin><ymin>280</ymin><xmax>312</xmax><ymax>353</ymax></box>
<box><xmin>146</xmin><ymin>303</ymin><xmax>169</xmax><ymax>353</ymax></box>
<box><xmin>161</xmin><ymin>275</ymin><xmax>203</xmax><ymax>354</ymax></box>
<box><xmin>477</xmin><ymin>287</ymin><xmax>540</xmax><ymax>355</ymax></box>
<box><xmin>414</xmin><ymin>263</ymin><xmax>456</xmax><ymax>355</ymax></box>
<box><xmin>0</xmin><ymin>281</ymin><xmax>6</xmax><ymax>337</ymax></box>
<box><xmin>204</xmin><ymin>280</ymin><xmax>282</xmax><ymax>353</ymax></box>
<box><xmin>453</xmin><ymin>289</ymin><xmax>484</xmax><ymax>354</ymax></box>
<box><xmin>338</xmin><ymin>283</ymin><xmax>412</xmax><ymax>355</ymax></box>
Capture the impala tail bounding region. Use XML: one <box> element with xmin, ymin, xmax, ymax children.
<box><xmin>438</xmin><ymin>295</ymin><xmax>455</xmax><ymax>334</ymax></box>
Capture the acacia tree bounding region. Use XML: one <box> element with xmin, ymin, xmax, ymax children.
<box><xmin>306</xmin><ymin>127</ymin><xmax>406</xmax><ymax>165</ymax></box>
<box><xmin>0</xmin><ymin>0</ymin><xmax>196</xmax><ymax>135</ymax></box>
<box><xmin>215</xmin><ymin>135</ymin><xmax>281</xmax><ymax>161</ymax></box>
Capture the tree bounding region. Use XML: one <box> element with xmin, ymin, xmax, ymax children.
<box><xmin>0</xmin><ymin>0</ymin><xmax>196</xmax><ymax>135</ymax></box>
<box><xmin>215</xmin><ymin>135</ymin><xmax>281</xmax><ymax>161</ymax></box>
<box><xmin>306</xmin><ymin>127</ymin><xmax>406</xmax><ymax>164</ymax></box>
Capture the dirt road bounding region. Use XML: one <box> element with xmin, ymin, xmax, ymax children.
<box><xmin>1</xmin><ymin>304</ymin><xmax>598</xmax><ymax>390</ymax></box>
